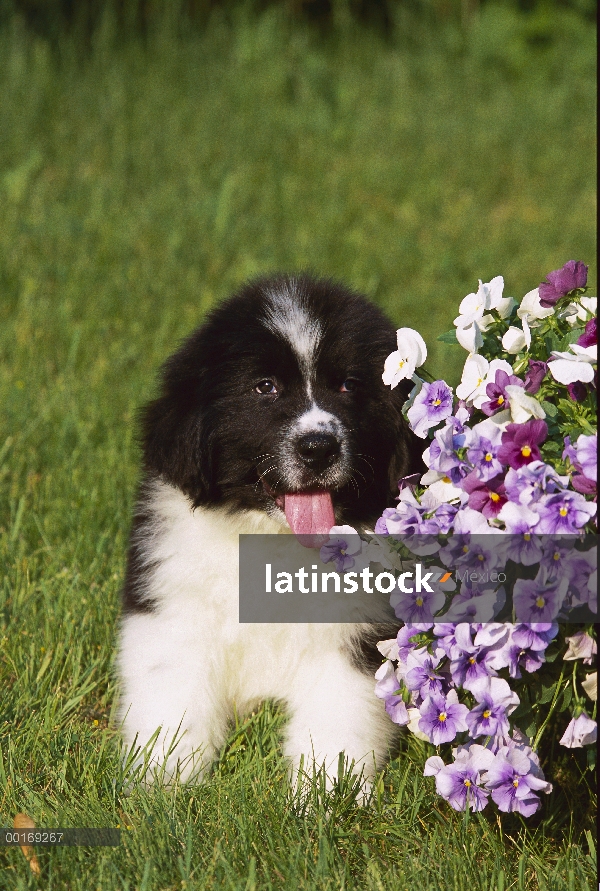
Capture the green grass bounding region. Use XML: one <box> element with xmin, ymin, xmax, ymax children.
<box><xmin>0</xmin><ymin>4</ymin><xmax>596</xmax><ymax>888</ymax></box>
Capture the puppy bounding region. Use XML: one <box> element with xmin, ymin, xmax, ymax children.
<box><xmin>118</xmin><ymin>274</ymin><xmax>420</xmax><ymax>788</ymax></box>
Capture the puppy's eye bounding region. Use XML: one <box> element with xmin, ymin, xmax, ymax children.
<box><xmin>255</xmin><ymin>379</ymin><xmax>278</xmax><ymax>395</ymax></box>
<box><xmin>340</xmin><ymin>378</ymin><xmax>360</xmax><ymax>393</ymax></box>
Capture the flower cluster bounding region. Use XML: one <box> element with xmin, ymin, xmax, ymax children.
<box><xmin>373</xmin><ymin>261</ymin><xmax>597</xmax><ymax>815</ymax></box>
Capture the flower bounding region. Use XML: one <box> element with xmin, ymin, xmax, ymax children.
<box><xmin>513</xmin><ymin>573</ymin><xmax>568</xmax><ymax>622</ymax></box>
<box><xmin>567</xmin><ymin>381</ymin><xmax>589</xmax><ymax>403</ymax></box>
<box><xmin>390</xmin><ymin>581</ymin><xmax>446</xmax><ymax>624</ymax></box>
<box><xmin>466</xmin><ymin>435</ymin><xmax>503</xmax><ymax>482</ymax></box>
<box><xmin>534</xmin><ymin>489</ymin><xmax>597</xmax><ymax>533</ymax></box>
<box><xmin>382</xmin><ymin>328</ymin><xmax>427</xmax><ymax>389</ymax></box>
<box><xmin>559</xmin><ymin>712</ymin><xmax>597</xmax><ymax>748</ymax></box>
<box><xmin>563</xmin><ymin>630</ymin><xmax>597</xmax><ymax>664</ymax></box>
<box><xmin>454</xmin><ymin>277</ymin><xmax>507</xmax><ymax>353</ymax></box>
<box><xmin>517</xmin><ymin>287</ymin><xmax>556</xmax><ymax>322</ymax></box>
<box><xmin>502</xmin><ymin>326</ymin><xmax>528</xmax><ymax>354</ymax></box>
<box><xmin>581</xmin><ymin>672</ymin><xmax>597</xmax><ymax>702</ymax></box>
<box><xmin>320</xmin><ymin>526</ymin><xmax>362</xmax><ymax>572</ymax></box>
<box><xmin>497</xmin><ymin>420</ymin><xmax>548</xmax><ymax>470</ymax></box>
<box><xmin>504</xmin><ymin>386</ymin><xmax>546</xmax><ymax>424</ymax></box>
<box><xmin>425</xmin><ymin>745</ymin><xmax>495</xmax><ymax>812</ymax></box>
<box><xmin>466</xmin><ymin>677</ymin><xmax>520</xmax><ymax>744</ymax></box>
<box><xmin>497</xmin><ymin>502</ymin><xmax>540</xmax><ymax>536</ymax></box>
<box><xmin>374</xmin><ymin>661</ymin><xmax>409</xmax><ymax>725</ymax></box>
<box><xmin>575</xmin><ymin>433</ymin><xmax>597</xmax><ymax>483</ymax></box>
<box><xmin>503</xmin><ymin>460</ymin><xmax>568</xmax><ymax>506</ymax></box>
<box><xmin>403</xmin><ymin>647</ymin><xmax>447</xmax><ymax>699</ymax></box>
<box><xmin>523</xmin><ymin>360</ymin><xmax>548</xmax><ymax>394</ymax></box>
<box><xmin>538</xmin><ymin>260</ymin><xmax>588</xmax><ymax>307</ymax></box>
<box><xmin>418</xmin><ymin>689</ymin><xmax>469</xmax><ymax>745</ymax></box>
<box><xmin>577</xmin><ymin>316</ymin><xmax>597</xmax><ymax>348</ymax></box>
<box><xmin>548</xmin><ymin>343</ymin><xmax>597</xmax><ymax>385</ymax></box>
<box><xmin>481</xmin><ymin>370</ymin><xmax>525</xmax><ymax>417</ymax></box>
<box><xmin>461</xmin><ymin>471</ymin><xmax>507</xmax><ymax>518</ymax></box>
<box><xmin>407</xmin><ymin>380</ymin><xmax>454</xmax><ymax>438</ymax></box>
<box><xmin>485</xmin><ymin>745</ymin><xmax>552</xmax><ymax>816</ymax></box>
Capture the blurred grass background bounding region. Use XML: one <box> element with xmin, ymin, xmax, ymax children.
<box><xmin>0</xmin><ymin>1</ymin><xmax>597</xmax><ymax>888</ymax></box>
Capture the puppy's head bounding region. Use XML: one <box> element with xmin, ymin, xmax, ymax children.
<box><xmin>141</xmin><ymin>275</ymin><xmax>422</xmax><ymax>531</ymax></box>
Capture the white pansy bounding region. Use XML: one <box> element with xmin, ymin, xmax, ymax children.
<box><xmin>382</xmin><ymin>327</ymin><xmax>427</xmax><ymax>389</ymax></box>
<box><xmin>456</xmin><ymin>354</ymin><xmax>489</xmax><ymax>402</ymax></box>
<box><xmin>502</xmin><ymin>325</ymin><xmax>529</xmax><ymax>354</ymax></box>
<box><xmin>517</xmin><ymin>287</ymin><xmax>555</xmax><ymax>322</ymax></box>
<box><xmin>497</xmin><ymin>501</ymin><xmax>540</xmax><ymax>533</ymax></box>
<box><xmin>453</xmin><ymin>276</ymin><xmax>505</xmax><ymax>353</ymax></box>
<box><xmin>407</xmin><ymin>707</ymin><xmax>431</xmax><ymax>741</ymax></box>
<box><xmin>419</xmin><ymin>472</ymin><xmax>465</xmax><ymax>509</ymax></box>
<box><xmin>548</xmin><ymin>344</ymin><xmax>597</xmax><ymax>385</ymax></box>
<box><xmin>582</xmin><ymin>673</ymin><xmax>597</xmax><ymax>702</ymax></box>
<box><xmin>504</xmin><ymin>385</ymin><xmax>546</xmax><ymax>424</ymax></box>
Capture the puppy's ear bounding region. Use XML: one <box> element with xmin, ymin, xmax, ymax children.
<box><xmin>386</xmin><ymin>383</ymin><xmax>424</xmax><ymax>495</ymax></box>
<box><xmin>140</xmin><ymin>375</ymin><xmax>216</xmax><ymax>506</ymax></box>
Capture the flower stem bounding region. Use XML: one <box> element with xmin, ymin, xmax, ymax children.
<box><xmin>532</xmin><ymin>664</ymin><xmax>566</xmax><ymax>752</ymax></box>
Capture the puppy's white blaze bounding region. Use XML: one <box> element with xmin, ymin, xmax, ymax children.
<box><xmin>263</xmin><ymin>282</ymin><xmax>322</xmax><ymax>380</ymax></box>
<box><xmin>294</xmin><ymin>403</ymin><xmax>339</xmax><ymax>433</ymax></box>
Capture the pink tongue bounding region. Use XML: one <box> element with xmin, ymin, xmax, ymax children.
<box><xmin>284</xmin><ymin>491</ymin><xmax>335</xmax><ymax>548</ymax></box>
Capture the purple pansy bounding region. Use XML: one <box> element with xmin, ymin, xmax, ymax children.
<box><xmin>403</xmin><ymin>647</ymin><xmax>448</xmax><ymax>699</ymax></box>
<box><xmin>407</xmin><ymin>380</ymin><xmax>454</xmax><ymax>439</ymax></box>
<box><xmin>467</xmin><ymin>436</ymin><xmax>503</xmax><ymax>482</ymax></box>
<box><xmin>461</xmin><ymin>471</ymin><xmax>507</xmax><ymax>518</ymax></box>
<box><xmin>374</xmin><ymin>661</ymin><xmax>409</xmax><ymax>726</ymax></box>
<box><xmin>577</xmin><ymin>316</ymin><xmax>597</xmax><ymax>348</ymax></box>
<box><xmin>418</xmin><ymin>689</ymin><xmax>469</xmax><ymax>745</ymax></box>
<box><xmin>534</xmin><ymin>490</ymin><xmax>597</xmax><ymax>533</ymax></box>
<box><xmin>320</xmin><ymin>527</ymin><xmax>362</xmax><ymax>572</ymax></box>
<box><xmin>390</xmin><ymin>583</ymin><xmax>446</xmax><ymax>624</ymax></box>
<box><xmin>576</xmin><ymin>433</ymin><xmax>597</xmax><ymax>483</ymax></box>
<box><xmin>523</xmin><ymin>360</ymin><xmax>548</xmax><ymax>394</ymax></box>
<box><xmin>424</xmin><ymin>745</ymin><xmax>495</xmax><ymax>812</ymax></box>
<box><xmin>504</xmin><ymin>460</ymin><xmax>568</xmax><ymax>507</ymax></box>
<box><xmin>567</xmin><ymin>381</ymin><xmax>588</xmax><ymax>403</ymax></box>
<box><xmin>449</xmin><ymin>624</ymin><xmax>498</xmax><ymax>690</ymax></box>
<box><xmin>538</xmin><ymin>260</ymin><xmax>588</xmax><ymax>308</ymax></box>
<box><xmin>513</xmin><ymin>573</ymin><xmax>568</xmax><ymax>622</ymax></box>
<box><xmin>497</xmin><ymin>420</ymin><xmax>548</xmax><ymax>470</ymax></box>
<box><xmin>485</xmin><ymin>745</ymin><xmax>552</xmax><ymax>816</ymax></box>
<box><xmin>466</xmin><ymin>677</ymin><xmax>519</xmax><ymax>746</ymax></box>
<box><xmin>481</xmin><ymin>370</ymin><xmax>524</xmax><ymax>416</ymax></box>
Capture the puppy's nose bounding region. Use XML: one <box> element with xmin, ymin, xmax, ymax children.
<box><xmin>296</xmin><ymin>433</ymin><xmax>340</xmax><ymax>472</ymax></box>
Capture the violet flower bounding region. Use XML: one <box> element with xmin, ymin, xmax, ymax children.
<box><xmin>504</xmin><ymin>460</ymin><xmax>568</xmax><ymax>507</ymax></box>
<box><xmin>497</xmin><ymin>420</ymin><xmax>548</xmax><ymax>470</ymax></box>
<box><xmin>320</xmin><ymin>526</ymin><xmax>362</xmax><ymax>572</ymax></box>
<box><xmin>449</xmin><ymin>624</ymin><xmax>498</xmax><ymax>690</ymax></box>
<box><xmin>466</xmin><ymin>676</ymin><xmax>519</xmax><ymax>746</ymax></box>
<box><xmin>374</xmin><ymin>661</ymin><xmax>409</xmax><ymax>726</ymax></box>
<box><xmin>404</xmin><ymin>647</ymin><xmax>448</xmax><ymax>699</ymax></box>
<box><xmin>461</xmin><ymin>471</ymin><xmax>507</xmax><ymax>518</ymax></box>
<box><xmin>485</xmin><ymin>745</ymin><xmax>552</xmax><ymax>816</ymax></box>
<box><xmin>390</xmin><ymin>584</ymin><xmax>446</xmax><ymax>624</ymax></box>
<box><xmin>576</xmin><ymin>433</ymin><xmax>597</xmax><ymax>483</ymax></box>
<box><xmin>534</xmin><ymin>490</ymin><xmax>597</xmax><ymax>534</ymax></box>
<box><xmin>559</xmin><ymin>712</ymin><xmax>597</xmax><ymax>748</ymax></box>
<box><xmin>425</xmin><ymin>745</ymin><xmax>495</xmax><ymax>812</ymax></box>
<box><xmin>418</xmin><ymin>689</ymin><xmax>469</xmax><ymax>745</ymax></box>
<box><xmin>407</xmin><ymin>380</ymin><xmax>454</xmax><ymax>439</ymax></box>
<box><xmin>577</xmin><ymin>316</ymin><xmax>597</xmax><ymax>348</ymax></box>
<box><xmin>513</xmin><ymin>573</ymin><xmax>568</xmax><ymax>623</ymax></box>
<box><xmin>567</xmin><ymin>381</ymin><xmax>588</xmax><ymax>403</ymax></box>
<box><xmin>523</xmin><ymin>360</ymin><xmax>548</xmax><ymax>394</ymax></box>
<box><xmin>481</xmin><ymin>369</ymin><xmax>524</xmax><ymax>416</ymax></box>
<box><xmin>538</xmin><ymin>260</ymin><xmax>588</xmax><ymax>308</ymax></box>
<box><xmin>466</xmin><ymin>436</ymin><xmax>503</xmax><ymax>482</ymax></box>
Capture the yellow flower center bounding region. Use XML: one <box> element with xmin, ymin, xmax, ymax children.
<box><xmin>433</xmin><ymin>398</ymin><xmax>442</xmax><ymax>406</ymax></box>
<box><xmin>439</xmin><ymin>712</ymin><xmax>447</xmax><ymax>722</ymax></box>
<box><xmin>559</xmin><ymin>507</ymin><xmax>568</xmax><ymax>517</ymax></box>
<box><xmin>535</xmin><ymin>596</ymin><xmax>545</xmax><ymax>609</ymax></box>
<box><xmin>483</xmin><ymin>709</ymin><xmax>491</xmax><ymax>719</ymax></box>
<box><xmin>513</xmin><ymin>779</ymin><xmax>519</xmax><ymax>788</ymax></box>
<box><xmin>469</xmin><ymin>657</ymin><xmax>476</xmax><ymax>664</ymax></box>
<box><xmin>485</xmin><ymin>453</ymin><xmax>493</xmax><ymax>462</ymax></box>
<box><xmin>398</xmin><ymin>359</ymin><xmax>405</xmax><ymax>369</ymax></box>
<box><xmin>524</xmin><ymin>533</ymin><xmax>531</xmax><ymax>541</ymax></box>
<box><xmin>340</xmin><ymin>549</ymin><xmax>346</xmax><ymax>555</ymax></box>
<box><xmin>415</xmin><ymin>596</ymin><xmax>424</xmax><ymax>607</ymax></box>
<box><xmin>521</xmin><ymin>446</ymin><xmax>532</xmax><ymax>458</ymax></box>
<box><xmin>553</xmin><ymin>551</ymin><xmax>560</xmax><ymax>560</ymax></box>
<box><xmin>463</xmin><ymin>545</ymin><xmax>469</xmax><ymax>553</ymax></box>
<box><xmin>497</xmin><ymin>395</ymin><xmax>504</xmax><ymax>404</ymax></box>
<box><xmin>442</xmin><ymin>476</ymin><xmax>451</xmax><ymax>483</ymax></box>
<box><xmin>490</xmin><ymin>492</ymin><xmax>500</xmax><ymax>502</ymax></box>
<box><xmin>478</xmin><ymin>554</ymin><xmax>485</xmax><ymax>561</ymax></box>
<box><xmin>464</xmin><ymin>779</ymin><xmax>471</xmax><ymax>787</ymax></box>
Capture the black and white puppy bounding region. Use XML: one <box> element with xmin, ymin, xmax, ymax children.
<box><xmin>119</xmin><ymin>274</ymin><xmax>420</xmax><ymax>787</ymax></box>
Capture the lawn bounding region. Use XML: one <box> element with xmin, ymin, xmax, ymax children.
<box><xmin>0</xmin><ymin>3</ymin><xmax>597</xmax><ymax>888</ymax></box>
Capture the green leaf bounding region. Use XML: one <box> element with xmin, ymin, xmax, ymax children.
<box><xmin>539</xmin><ymin>683</ymin><xmax>556</xmax><ymax>704</ymax></box>
<box><xmin>437</xmin><ymin>330</ymin><xmax>458</xmax><ymax>344</ymax></box>
<box><xmin>541</xmin><ymin>401</ymin><xmax>558</xmax><ymax>418</ymax></box>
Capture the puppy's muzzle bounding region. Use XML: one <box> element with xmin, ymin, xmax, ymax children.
<box><xmin>295</xmin><ymin>433</ymin><xmax>340</xmax><ymax>474</ymax></box>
